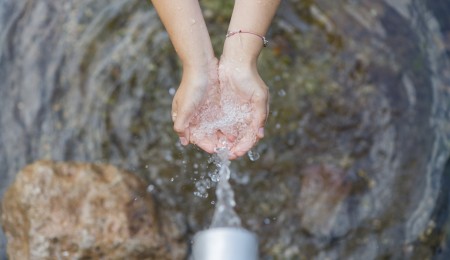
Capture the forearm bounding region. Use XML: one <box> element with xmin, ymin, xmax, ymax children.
<box><xmin>223</xmin><ymin>0</ymin><xmax>281</xmax><ymax>65</ymax></box>
<box><xmin>151</xmin><ymin>0</ymin><xmax>215</xmax><ymax>69</ymax></box>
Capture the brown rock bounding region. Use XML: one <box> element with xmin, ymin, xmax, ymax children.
<box><xmin>298</xmin><ymin>164</ymin><xmax>351</xmax><ymax>237</ymax></box>
<box><xmin>1</xmin><ymin>161</ymin><xmax>186</xmax><ymax>260</ymax></box>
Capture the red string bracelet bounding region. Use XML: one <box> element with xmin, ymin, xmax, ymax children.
<box><xmin>226</xmin><ymin>30</ymin><xmax>268</xmax><ymax>47</ymax></box>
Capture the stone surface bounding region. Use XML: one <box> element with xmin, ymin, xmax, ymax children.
<box><xmin>1</xmin><ymin>161</ymin><xmax>186</xmax><ymax>260</ymax></box>
<box><xmin>298</xmin><ymin>164</ymin><xmax>351</xmax><ymax>238</ymax></box>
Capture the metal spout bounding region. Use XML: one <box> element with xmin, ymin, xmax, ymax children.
<box><xmin>192</xmin><ymin>227</ymin><xmax>258</xmax><ymax>260</ymax></box>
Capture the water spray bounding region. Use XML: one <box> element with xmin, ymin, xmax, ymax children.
<box><xmin>192</xmin><ymin>148</ymin><xmax>259</xmax><ymax>260</ymax></box>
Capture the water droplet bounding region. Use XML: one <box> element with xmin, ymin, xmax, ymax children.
<box><xmin>232</xmin><ymin>171</ymin><xmax>250</xmax><ymax>184</ymax></box>
<box><xmin>194</xmin><ymin>179</ymin><xmax>212</xmax><ymax>198</ymax></box>
<box><xmin>276</xmin><ymin>123</ymin><xmax>281</xmax><ymax>129</ymax></box>
<box><xmin>264</xmin><ymin>218</ymin><xmax>271</xmax><ymax>225</ymax></box>
<box><xmin>164</xmin><ymin>151</ymin><xmax>173</xmax><ymax>161</ymax></box>
<box><xmin>248</xmin><ymin>150</ymin><xmax>260</xmax><ymax>161</ymax></box>
<box><xmin>170</xmin><ymin>178</ymin><xmax>174</xmax><ymax>182</ymax></box>
<box><xmin>194</xmin><ymin>191</ymin><xmax>208</xmax><ymax>198</ymax></box>
<box><xmin>240</xmin><ymin>104</ymin><xmax>250</xmax><ymax>112</ymax></box>
<box><xmin>210</xmin><ymin>172</ymin><xmax>220</xmax><ymax>182</ymax></box>
<box><xmin>278</xmin><ymin>89</ymin><xmax>286</xmax><ymax>96</ymax></box>
<box><xmin>211</xmin><ymin>201</ymin><xmax>215</xmax><ymax>205</ymax></box>
<box><xmin>169</xmin><ymin>87</ymin><xmax>175</xmax><ymax>95</ymax></box>
<box><xmin>146</xmin><ymin>185</ymin><xmax>155</xmax><ymax>192</ymax></box>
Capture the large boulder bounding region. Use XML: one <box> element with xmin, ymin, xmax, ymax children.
<box><xmin>1</xmin><ymin>161</ymin><xmax>186</xmax><ymax>260</ymax></box>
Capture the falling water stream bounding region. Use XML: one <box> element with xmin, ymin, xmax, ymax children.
<box><xmin>1</xmin><ymin>0</ymin><xmax>450</xmax><ymax>259</ymax></box>
<box><xmin>210</xmin><ymin>148</ymin><xmax>241</xmax><ymax>228</ymax></box>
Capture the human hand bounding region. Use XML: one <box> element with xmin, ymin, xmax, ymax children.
<box><xmin>215</xmin><ymin>57</ymin><xmax>269</xmax><ymax>159</ymax></box>
<box><xmin>171</xmin><ymin>58</ymin><xmax>221</xmax><ymax>153</ymax></box>
<box><xmin>183</xmin><ymin>57</ymin><xmax>268</xmax><ymax>159</ymax></box>
<box><xmin>172</xmin><ymin>49</ymin><xmax>269</xmax><ymax>160</ymax></box>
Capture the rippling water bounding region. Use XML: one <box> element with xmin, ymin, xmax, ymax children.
<box><xmin>0</xmin><ymin>0</ymin><xmax>449</xmax><ymax>259</ymax></box>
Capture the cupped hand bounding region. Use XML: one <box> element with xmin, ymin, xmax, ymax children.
<box><xmin>171</xmin><ymin>58</ymin><xmax>220</xmax><ymax>153</ymax></box>
<box><xmin>216</xmin><ymin>57</ymin><xmax>269</xmax><ymax>159</ymax></box>
<box><xmin>172</xmin><ymin>57</ymin><xmax>269</xmax><ymax>160</ymax></box>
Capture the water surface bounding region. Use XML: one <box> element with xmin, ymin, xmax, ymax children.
<box><xmin>0</xmin><ymin>0</ymin><xmax>449</xmax><ymax>259</ymax></box>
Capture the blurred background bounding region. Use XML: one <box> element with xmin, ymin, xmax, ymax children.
<box><xmin>0</xmin><ymin>0</ymin><xmax>449</xmax><ymax>259</ymax></box>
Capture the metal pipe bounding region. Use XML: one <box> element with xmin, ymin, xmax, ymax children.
<box><xmin>192</xmin><ymin>227</ymin><xmax>258</xmax><ymax>260</ymax></box>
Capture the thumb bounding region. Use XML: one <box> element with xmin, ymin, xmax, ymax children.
<box><xmin>253</xmin><ymin>89</ymin><xmax>269</xmax><ymax>139</ymax></box>
<box><xmin>172</xmin><ymin>102</ymin><xmax>191</xmax><ymax>146</ymax></box>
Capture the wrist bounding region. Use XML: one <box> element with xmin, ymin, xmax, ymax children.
<box><xmin>222</xmin><ymin>33</ymin><xmax>262</xmax><ymax>67</ymax></box>
<box><xmin>219</xmin><ymin>55</ymin><xmax>260</xmax><ymax>88</ymax></box>
<box><xmin>181</xmin><ymin>52</ymin><xmax>217</xmax><ymax>71</ymax></box>
<box><xmin>219</xmin><ymin>54</ymin><xmax>258</xmax><ymax>76</ymax></box>
<box><xmin>182</xmin><ymin>56</ymin><xmax>219</xmax><ymax>86</ymax></box>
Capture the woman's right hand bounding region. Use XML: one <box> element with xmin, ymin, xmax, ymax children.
<box><xmin>216</xmin><ymin>56</ymin><xmax>269</xmax><ymax>159</ymax></box>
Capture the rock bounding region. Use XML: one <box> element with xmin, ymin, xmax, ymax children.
<box><xmin>1</xmin><ymin>161</ymin><xmax>186</xmax><ymax>260</ymax></box>
<box><xmin>298</xmin><ymin>164</ymin><xmax>351</xmax><ymax>237</ymax></box>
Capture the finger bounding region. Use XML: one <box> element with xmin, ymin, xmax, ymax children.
<box><xmin>229</xmin><ymin>102</ymin><xmax>266</xmax><ymax>159</ymax></box>
<box><xmin>171</xmin><ymin>101</ymin><xmax>178</xmax><ymax>123</ymax></box>
<box><xmin>258</xmin><ymin>127</ymin><xmax>265</xmax><ymax>139</ymax></box>
<box><xmin>216</xmin><ymin>130</ymin><xmax>236</xmax><ymax>147</ymax></box>
<box><xmin>253</xmin><ymin>95</ymin><xmax>268</xmax><ymax>139</ymax></box>
<box><xmin>229</xmin><ymin>134</ymin><xmax>256</xmax><ymax>159</ymax></box>
<box><xmin>171</xmin><ymin>112</ymin><xmax>177</xmax><ymax>122</ymax></box>
<box><xmin>183</xmin><ymin>127</ymin><xmax>190</xmax><ymax>146</ymax></box>
<box><xmin>228</xmin><ymin>153</ymin><xmax>238</xmax><ymax>160</ymax></box>
<box><xmin>195</xmin><ymin>138</ymin><xmax>218</xmax><ymax>154</ymax></box>
<box><xmin>173</xmin><ymin>112</ymin><xmax>191</xmax><ymax>146</ymax></box>
<box><xmin>225</xmin><ymin>133</ymin><xmax>237</xmax><ymax>143</ymax></box>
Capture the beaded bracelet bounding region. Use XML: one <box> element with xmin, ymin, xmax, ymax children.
<box><xmin>226</xmin><ymin>30</ymin><xmax>268</xmax><ymax>47</ymax></box>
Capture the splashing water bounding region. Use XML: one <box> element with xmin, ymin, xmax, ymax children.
<box><xmin>247</xmin><ymin>149</ymin><xmax>260</xmax><ymax>161</ymax></box>
<box><xmin>189</xmin><ymin>70</ymin><xmax>257</xmax><ymax>152</ymax></box>
<box><xmin>210</xmin><ymin>148</ymin><xmax>241</xmax><ymax>228</ymax></box>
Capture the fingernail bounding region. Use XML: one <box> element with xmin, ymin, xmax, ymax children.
<box><xmin>258</xmin><ymin>128</ymin><xmax>264</xmax><ymax>137</ymax></box>
<box><xmin>180</xmin><ymin>137</ymin><xmax>188</xmax><ymax>145</ymax></box>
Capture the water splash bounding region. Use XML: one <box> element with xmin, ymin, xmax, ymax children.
<box><xmin>247</xmin><ymin>149</ymin><xmax>260</xmax><ymax>161</ymax></box>
<box><xmin>193</xmin><ymin>178</ymin><xmax>211</xmax><ymax>198</ymax></box>
<box><xmin>210</xmin><ymin>148</ymin><xmax>241</xmax><ymax>228</ymax></box>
